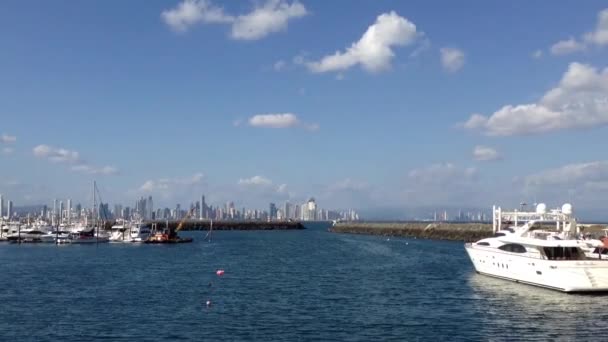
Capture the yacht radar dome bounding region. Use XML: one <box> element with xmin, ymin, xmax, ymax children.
<box><xmin>562</xmin><ymin>203</ymin><xmax>573</xmax><ymax>215</ymax></box>
<box><xmin>535</xmin><ymin>203</ymin><xmax>547</xmax><ymax>214</ymax></box>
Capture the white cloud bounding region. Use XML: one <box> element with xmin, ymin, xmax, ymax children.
<box><xmin>238</xmin><ymin>175</ymin><xmax>272</xmax><ymax>186</ymax></box>
<box><xmin>522</xmin><ymin>161</ymin><xmax>608</xmax><ymax>208</ymax></box>
<box><xmin>307</xmin><ymin>11</ymin><xmax>418</xmax><ymax>73</ymax></box>
<box><xmin>440</xmin><ymin>47</ymin><xmax>465</xmax><ymax>72</ymax></box>
<box><xmin>273</xmin><ymin>60</ymin><xmax>287</xmax><ymax>71</ymax></box>
<box><xmin>1</xmin><ymin>147</ymin><xmax>14</xmax><ymax>155</ymax></box>
<box><xmin>462</xmin><ymin>62</ymin><xmax>608</xmax><ymax>136</ymax></box>
<box><xmin>405</xmin><ymin>163</ymin><xmax>483</xmax><ymax>206</ymax></box>
<box><xmin>548</xmin><ymin>9</ymin><xmax>608</xmax><ymax>55</ymax></box>
<box><xmin>139</xmin><ymin>173</ymin><xmax>205</xmax><ymax>192</ymax></box>
<box><xmin>473</xmin><ymin>146</ymin><xmax>500</xmax><ymax>161</ymax></box>
<box><xmin>550</xmin><ymin>38</ymin><xmax>586</xmax><ymax>55</ymax></box>
<box><xmin>584</xmin><ymin>9</ymin><xmax>608</xmax><ymax>46</ymax></box>
<box><xmin>408</xmin><ymin>163</ymin><xmax>477</xmax><ymax>185</ymax></box>
<box><xmin>33</xmin><ymin>144</ymin><xmax>80</xmax><ymax>163</ymax></box>
<box><xmin>532</xmin><ymin>49</ymin><xmax>543</xmax><ymax>59</ymax></box>
<box><xmin>161</xmin><ymin>0</ymin><xmax>233</xmax><ymax>32</ymax></box>
<box><xmin>162</xmin><ymin>0</ymin><xmax>307</xmax><ymax>40</ymax></box>
<box><xmin>526</xmin><ymin>161</ymin><xmax>608</xmax><ymax>188</ymax></box>
<box><xmin>1</xmin><ymin>134</ymin><xmax>16</xmax><ymax>144</ymax></box>
<box><xmin>71</xmin><ymin>165</ymin><xmax>118</xmax><ymax>175</ymax></box>
<box><xmin>33</xmin><ymin>144</ymin><xmax>118</xmax><ymax>175</ymax></box>
<box><xmin>230</xmin><ymin>0</ymin><xmax>307</xmax><ymax>40</ymax></box>
<box><xmin>246</xmin><ymin>113</ymin><xmax>318</xmax><ymax>130</ymax></box>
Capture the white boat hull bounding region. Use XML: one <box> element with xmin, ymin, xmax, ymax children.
<box><xmin>465</xmin><ymin>244</ymin><xmax>608</xmax><ymax>292</ymax></box>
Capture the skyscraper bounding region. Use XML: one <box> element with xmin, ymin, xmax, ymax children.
<box><xmin>198</xmin><ymin>195</ymin><xmax>205</xmax><ymax>220</ymax></box>
<box><xmin>59</xmin><ymin>201</ymin><xmax>64</xmax><ymax>221</ymax></box>
<box><xmin>7</xmin><ymin>200</ymin><xmax>12</xmax><ymax>219</ymax></box>
<box><xmin>269</xmin><ymin>203</ymin><xmax>277</xmax><ymax>220</ymax></box>
<box><xmin>67</xmin><ymin>199</ymin><xmax>72</xmax><ymax>225</ymax></box>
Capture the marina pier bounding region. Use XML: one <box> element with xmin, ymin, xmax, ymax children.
<box><xmin>146</xmin><ymin>220</ymin><xmax>305</xmax><ymax>231</ymax></box>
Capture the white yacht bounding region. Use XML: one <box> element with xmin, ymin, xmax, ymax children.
<box><xmin>109</xmin><ymin>222</ymin><xmax>129</xmax><ymax>242</ymax></box>
<box><xmin>129</xmin><ymin>223</ymin><xmax>151</xmax><ymax>242</ymax></box>
<box><xmin>466</xmin><ymin>203</ymin><xmax>608</xmax><ymax>293</ymax></box>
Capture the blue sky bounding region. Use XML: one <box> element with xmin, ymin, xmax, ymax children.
<box><xmin>1</xmin><ymin>1</ymin><xmax>607</xmax><ymax>218</ymax></box>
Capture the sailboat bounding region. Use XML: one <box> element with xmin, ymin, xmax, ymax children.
<box><xmin>61</xmin><ymin>181</ymin><xmax>109</xmax><ymax>244</ymax></box>
<box><xmin>204</xmin><ymin>219</ymin><xmax>213</xmax><ymax>242</ymax></box>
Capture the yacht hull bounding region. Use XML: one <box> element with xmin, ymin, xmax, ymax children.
<box><xmin>466</xmin><ymin>244</ymin><xmax>608</xmax><ymax>292</ymax></box>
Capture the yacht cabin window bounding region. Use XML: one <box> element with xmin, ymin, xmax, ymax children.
<box><xmin>498</xmin><ymin>244</ymin><xmax>527</xmax><ymax>253</ymax></box>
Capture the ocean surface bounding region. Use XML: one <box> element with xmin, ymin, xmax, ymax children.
<box><xmin>0</xmin><ymin>222</ymin><xmax>607</xmax><ymax>341</ymax></box>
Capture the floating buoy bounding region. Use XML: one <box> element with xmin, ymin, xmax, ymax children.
<box><xmin>216</xmin><ymin>269</ymin><xmax>225</xmax><ymax>276</ymax></box>
<box><xmin>206</xmin><ymin>300</ymin><xmax>211</xmax><ymax>307</ymax></box>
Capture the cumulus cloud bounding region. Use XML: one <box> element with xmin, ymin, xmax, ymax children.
<box><xmin>408</xmin><ymin>163</ymin><xmax>477</xmax><ymax>185</ymax></box>
<box><xmin>549</xmin><ymin>9</ymin><xmax>608</xmax><ymax>55</ymax></box>
<box><xmin>405</xmin><ymin>163</ymin><xmax>483</xmax><ymax>206</ymax></box>
<box><xmin>440</xmin><ymin>47</ymin><xmax>465</xmax><ymax>72</ymax></box>
<box><xmin>462</xmin><ymin>62</ymin><xmax>608</xmax><ymax>136</ymax></box>
<box><xmin>1</xmin><ymin>134</ymin><xmax>16</xmax><ymax>144</ymax></box>
<box><xmin>238</xmin><ymin>175</ymin><xmax>272</xmax><ymax>186</ymax></box>
<box><xmin>161</xmin><ymin>0</ymin><xmax>233</xmax><ymax>32</ymax></box>
<box><xmin>1</xmin><ymin>147</ymin><xmax>14</xmax><ymax>155</ymax></box>
<box><xmin>33</xmin><ymin>144</ymin><xmax>118</xmax><ymax>175</ymax></box>
<box><xmin>532</xmin><ymin>49</ymin><xmax>543</xmax><ymax>59</ymax></box>
<box><xmin>584</xmin><ymin>9</ymin><xmax>608</xmax><ymax>46</ymax></box>
<box><xmin>235</xmin><ymin>175</ymin><xmax>293</xmax><ymax>204</ymax></box>
<box><xmin>307</xmin><ymin>11</ymin><xmax>419</xmax><ymax>73</ymax></box>
<box><xmin>550</xmin><ymin>38</ymin><xmax>586</xmax><ymax>55</ymax></box>
<box><xmin>71</xmin><ymin>165</ymin><xmax>118</xmax><ymax>175</ymax></box>
<box><xmin>473</xmin><ymin>146</ymin><xmax>501</xmax><ymax>161</ymax></box>
<box><xmin>246</xmin><ymin>113</ymin><xmax>319</xmax><ymax>130</ymax></box>
<box><xmin>525</xmin><ymin>161</ymin><xmax>608</xmax><ymax>188</ymax></box>
<box><xmin>139</xmin><ymin>173</ymin><xmax>205</xmax><ymax>192</ymax></box>
<box><xmin>273</xmin><ymin>60</ymin><xmax>287</xmax><ymax>71</ymax></box>
<box><xmin>523</xmin><ymin>161</ymin><xmax>608</xmax><ymax>208</ymax></box>
<box><xmin>33</xmin><ymin>145</ymin><xmax>80</xmax><ymax>163</ymax></box>
<box><xmin>162</xmin><ymin>0</ymin><xmax>307</xmax><ymax>40</ymax></box>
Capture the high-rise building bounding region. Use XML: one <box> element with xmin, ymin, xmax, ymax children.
<box><xmin>59</xmin><ymin>201</ymin><xmax>64</xmax><ymax>221</ymax></box>
<box><xmin>269</xmin><ymin>203</ymin><xmax>277</xmax><ymax>220</ymax></box>
<box><xmin>7</xmin><ymin>200</ymin><xmax>12</xmax><ymax>219</ymax></box>
<box><xmin>0</xmin><ymin>194</ymin><xmax>3</xmax><ymax>218</ymax></box>
<box><xmin>67</xmin><ymin>199</ymin><xmax>72</xmax><ymax>225</ymax></box>
<box><xmin>147</xmin><ymin>196</ymin><xmax>153</xmax><ymax>220</ymax></box>
<box><xmin>283</xmin><ymin>201</ymin><xmax>292</xmax><ymax>220</ymax></box>
<box><xmin>203</xmin><ymin>195</ymin><xmax>205</xmax><ymax>220</ymax></box>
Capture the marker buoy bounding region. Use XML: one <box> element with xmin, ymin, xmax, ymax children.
<box><xmin>206</xmin><ymin>300</ymin><xmax>211</xmax><ymax>307</ymax></box>
<box><xmin>216</xmin><ymin>269</ymin><xmax>225</xmax><ymax>276</ymax></box>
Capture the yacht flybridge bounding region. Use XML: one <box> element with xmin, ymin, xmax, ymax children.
<box><xmin>466</xmin><ymin>203</ymin><xmax>608</xmax><ymax>293</ymax></box>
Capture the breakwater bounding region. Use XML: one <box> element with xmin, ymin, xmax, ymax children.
<box><xmin>146</xmin><ymin>220</ymin><xmax>304</xmax><ymax>231</ymax></box>
<box><xmin>330</xmin><ymin>222</ymin><xmax>493</xmax><ymax>242</ymax></box>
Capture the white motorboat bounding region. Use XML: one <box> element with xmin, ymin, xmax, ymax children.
<box><xmin>59</xmin><ymin>228</ymin><xmax>109</xmax><ymax>244</ymax></box>
<box><xmin>109</xmin><ymin>223</ymin><xmax>129</xmax><ymax>242</ymax></box>
<box><xmin>129</xmin><ymin>223</ymin><xmax>151</xmax><ymax>242</ymax></box>
<box><xmin>465</xmin><ymin>203</ymin><xmax>608</xmax><ymax>292</ymax></box>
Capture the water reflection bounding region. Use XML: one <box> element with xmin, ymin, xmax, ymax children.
<box><xmin>468</xmin><ymin>273</ymin><xmax>608</xmax><ymax>339</ymax></box>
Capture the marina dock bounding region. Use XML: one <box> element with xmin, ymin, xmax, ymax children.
<box><xmin>146</xmin><ymin>220</ymin><xmax>305</xmax><ymax>231</ymax></box>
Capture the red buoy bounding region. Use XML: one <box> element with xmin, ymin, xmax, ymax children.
<box><xmin>216</xmin><ymin>269</ymin><xmax>225</xmax><ymax>276</ymax></box>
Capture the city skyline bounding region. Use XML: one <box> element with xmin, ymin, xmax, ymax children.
<box><xmin>1</xmin><ymin>2</ymin><xmax>608</xmax><ymax>218</ymax></box>
<box><xmin>0</xmin><ymin>192</ymin><xmax>360</xmax><ymax>223</ymax></box>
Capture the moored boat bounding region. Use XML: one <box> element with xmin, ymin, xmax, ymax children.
<box><xmin>465</xmin><ymin>203</ymin><xmax>608</xmax><ymax>293</ymax></box>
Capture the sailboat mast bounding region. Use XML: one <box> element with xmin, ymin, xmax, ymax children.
<box><xmin>92</xmin><ymin>180</ymin><xmax>97</xmax><ymax>228</ymax></box>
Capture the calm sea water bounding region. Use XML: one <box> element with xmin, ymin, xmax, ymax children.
<box><xmin>0</xmin><ymin>222</ymin><xmax>607</xmax><ymax>341</ymax></box>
